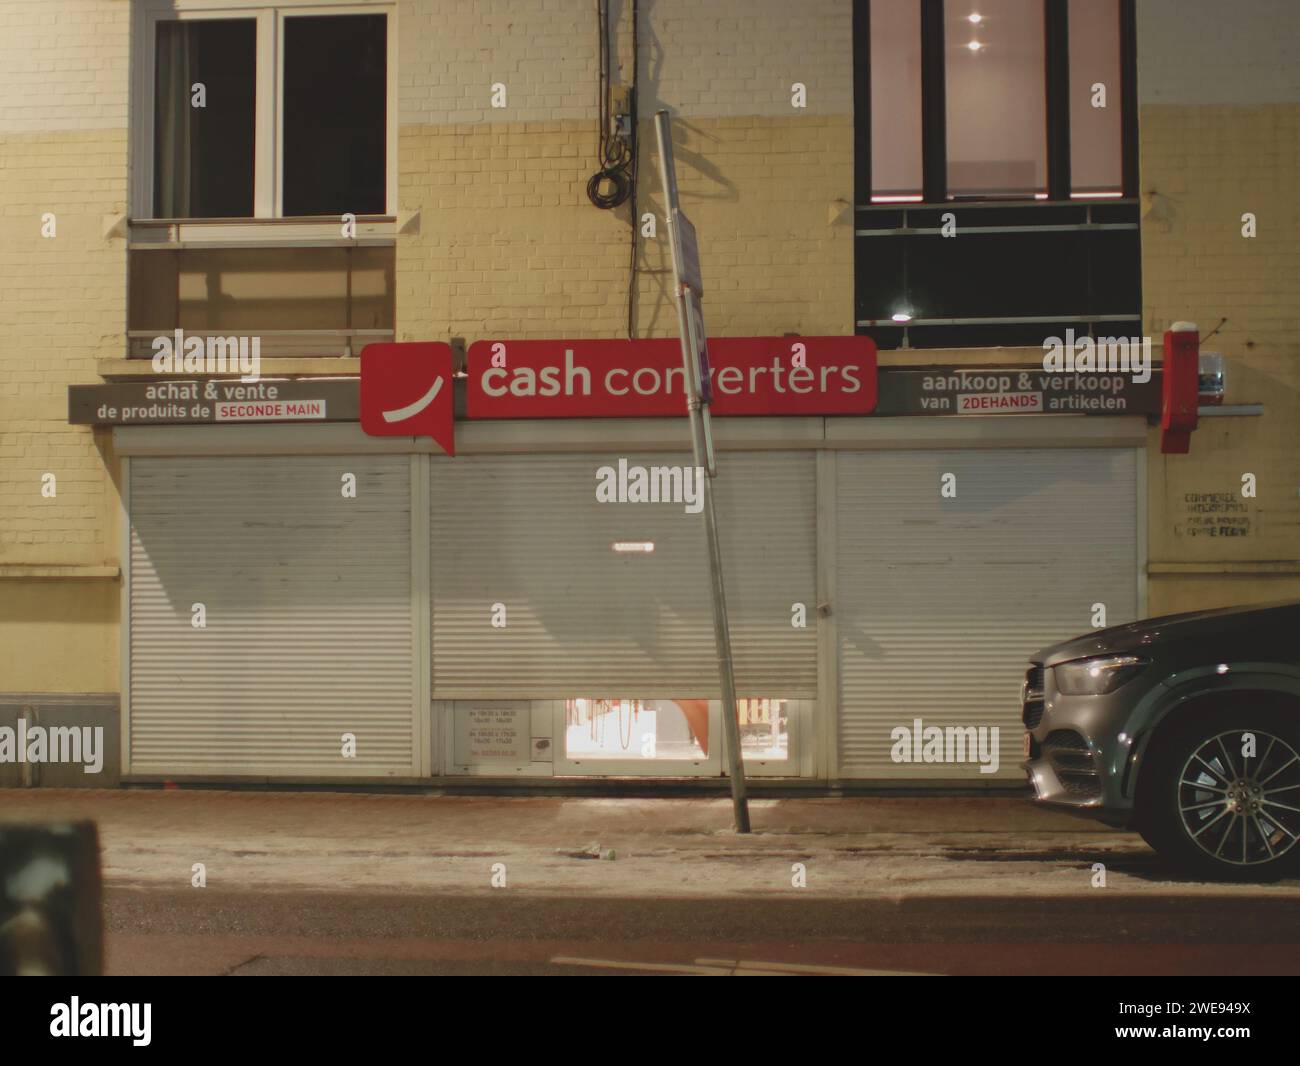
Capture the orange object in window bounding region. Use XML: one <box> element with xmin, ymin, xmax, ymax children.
<box><xmin>672</xmin><ymin>700</ymin><xmax>709</xmax><ymax>757</ymax></box>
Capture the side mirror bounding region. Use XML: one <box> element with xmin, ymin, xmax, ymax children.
<box><xmin>0</xmin><ymin>822</ymin><xmax>103</xmax><ymax>976</ymax></box>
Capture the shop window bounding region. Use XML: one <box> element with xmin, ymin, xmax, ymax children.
<box><xmin>853</xmin><ymin>0</ymin><xmax>1139</xmax><ymax>349</ymax></box>
<box><xmin>563</xmin><ymin>699</ymin><xmax>789</xmax><ymax>763</ymax></box>
<box><xmin>738</xmin><ymin>698</ymin><xmax>790</xmax><ymax>761</ymax></box>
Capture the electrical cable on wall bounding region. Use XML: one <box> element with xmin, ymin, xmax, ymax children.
<box><xmin>584</xmin><ymin>0</ymin><xmax>640</xmax><ymax>338</ymax></box>
<box><xmin>625</xmin><ymin>0</ymin><xmax>639</xmax><ymax>339</ymax></box>
<box><xmin>586</xmin><ymin>0</ymin><xmax>635</xmax><ymax>211</ymax></box>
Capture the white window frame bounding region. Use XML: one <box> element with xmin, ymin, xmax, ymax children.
<box><xmin>131</xmin><ymin>0</ymin><xmax>398</xmax><ymax>222</ymax></box>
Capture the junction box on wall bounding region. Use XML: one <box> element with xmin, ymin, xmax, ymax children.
<box><xmin>1161</xmin><ymin>321</ymin><xmax>1200</xmax><ymax>454</ymax></box>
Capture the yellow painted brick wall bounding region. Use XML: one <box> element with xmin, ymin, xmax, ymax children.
<box><xmin>0</xmin><ymin>580</ymin><xmax>120</xmax><ymax>692</ymax></box>
<box><xmin>395</xmin><ymin>0</ymin><xmax>855</xmax><ymax>343</ymax></box>
<box><xmin>396</xmin><ymin>115</ymin><xmax>854</xmax><ymax>342</ymax></box>
<box><xmin>0</xmin><ymin>131</ymin><xmax>127</xmax><ymax>567</ymax></box>
<box><xmin>1140</xmin><ymin>104</ymin><xmax>1300</xmax><ymax>615</ymax></box>
<box><xmin>0</xmin><ymin>0</ymin><xmax>128</xmax><ymax>692</ymax></box>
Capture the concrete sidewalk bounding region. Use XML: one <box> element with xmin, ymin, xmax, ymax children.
<box><xmin>3</xmin><ymin>789</ymin><xmax>1298</xmax><ymax>898</ymax></box>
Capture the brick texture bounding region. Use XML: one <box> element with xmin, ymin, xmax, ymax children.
<box><xmin>395</xmin><ymin>115</ymin><xmax>853</xmax><ymax>342</ymax></box>
<box><xmin>1141</xmin><ymin>104</ymin><xmax>1300</xmax><ymax>600</ymax></box>
<box><xmin>0</xmin><ymin>0</ymin><xmax>128</xmax><ymax>566</ymax></box>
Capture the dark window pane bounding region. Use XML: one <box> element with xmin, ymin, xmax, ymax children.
<box><xmin>1088</xmin><ymin>230</ymin><xmax>1141</xmax><ymax>312</ymax></box>
<box><xmin>855</xmin><ymin>202</ymin><xmax>1140</xmax><ymax>347</ymax></box>
<box><xmin>154</xmin><ymin>19</ymin><xmax>256</xmax><ymax>218</ymax></box>
<box><xmin>283</xmin><ymin>14</ymin><xmax>387</xmax><ymax>217</ymax></box>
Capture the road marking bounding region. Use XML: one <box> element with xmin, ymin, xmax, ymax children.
<box><xmin>382</xmin><ymin>376</ymin><xmax>442</xmax><ymax>423</ymax></box>
<box><xmin>551</xmin><ymin>956</ymin><xmax>786</xmax><ymax>976</ymax></box>
<box><xmin>551</xmin><ymin>955</ymin><xmax>934</xmax><ymax>976</ymax></box>
<box><xmin>696</xmin><ymin>957</ymin><xmax>938</xmax><ymax>976</ymax></box>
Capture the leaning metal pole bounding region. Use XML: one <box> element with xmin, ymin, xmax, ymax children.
<box><xmin>654</xmin><ymin>109</ymin><xmax>750</xmax><ymax>833</ymax></box>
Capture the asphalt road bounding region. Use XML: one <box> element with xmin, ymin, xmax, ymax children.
<box><xmin>105</xmin><ymin>887</ymin><xmax>1300</xmax><ymax>976</ymax></box>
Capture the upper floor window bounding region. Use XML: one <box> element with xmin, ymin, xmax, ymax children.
<box><xmin>853</xmin><ymin>0</ymin><xmax>1140</xmax><ymax>349</ymax></box>
<box><xmin>860</xmin><ymin>0</ymin><xmax>1132</xmax><ymax>204</ymax></box>
<box><xmin>136</xmin><ymin>3</ymin><xmax>393</xmax><ymax>220</ymax></box>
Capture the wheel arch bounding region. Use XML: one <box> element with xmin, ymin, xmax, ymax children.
<box><xmin>1125</xmin><ymin>670</ymin><xmax>1300</xmax><ymax>804</ymax></box>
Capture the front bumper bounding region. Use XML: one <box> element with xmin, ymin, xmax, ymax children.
<box><xmin>1020</xmin><ymin>662</ymin><xmax>1149</xmax><ymax>825</ymax></box>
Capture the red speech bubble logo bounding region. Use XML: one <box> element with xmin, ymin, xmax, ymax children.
<box><xmin>360</xmin><ymin>342</ymin><xmax>455</xmax><ymax>455</ymax></box>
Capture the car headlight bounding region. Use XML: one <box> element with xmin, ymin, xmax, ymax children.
<box><xmin>1054</xmin><ymin>654</ymin><xmax>1149</xmax><ymax>695</ymax></box>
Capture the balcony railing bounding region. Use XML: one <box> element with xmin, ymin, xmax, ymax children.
<box><xmin>855</xmin><ymin>198</ymin><xmax>1142</xmax><ymax>350</ymax></box>
<box><xmin>127</xmin><ymin>218</ymin><xmax>396</xmax><ymax>360</ymax></box>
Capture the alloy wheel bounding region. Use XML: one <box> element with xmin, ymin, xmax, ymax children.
<box><xmin>1177</xmin><ymin>729</ymin><xmax>1300</xmax><ymax>866</ymax></box>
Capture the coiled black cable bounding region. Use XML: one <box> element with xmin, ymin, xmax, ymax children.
<box><xmin>587</xmin><ymin>166</ymin><xmax>632</xmax><ymax>210</ymax></box>
<box><xmin>587</xmin><ymin>0</ymin><xmax>634</xmax><ymax>210</ymax></box>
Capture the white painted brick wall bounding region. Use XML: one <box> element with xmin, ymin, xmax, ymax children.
<box><xmin>398</xmin><ymin>0</ymin><xmax>599</xmax><ymax>125</ymax></box>
<box><xmin>399</xmin><ymin>0</ymin><xmax>852</xmax><ymax>126</ymax></box>
<box><xmin>0</xmin><ymin>0</ymin><xmax>130</xmax><ymax>133</ymax></box>
<box><xmin>1138</xmin><ymin>0</ymin><xmax>1300</xmax><ymax>105</ymax></box>
<box><xmin>641</xmin><ymin>0</ymin><xmax>852</xmax><ymax>116</ymax></box>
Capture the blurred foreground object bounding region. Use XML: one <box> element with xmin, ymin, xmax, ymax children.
<box><xmin>0</xmin><ymin>822</ymin><xmax>103</xmax><ymax>975</ymax></box>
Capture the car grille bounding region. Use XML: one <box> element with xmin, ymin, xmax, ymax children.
<box><xmin>1021</xmin><ymin>663</ymin><xmax>1045</xmax><ymax>729</ymax></box>
<box><xmin>1042</xmin><ymin>729</ymin><xmax>1101</xmax><ymax>800</ymax></box>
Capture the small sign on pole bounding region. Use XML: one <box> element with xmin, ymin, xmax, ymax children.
<box><xmin>673</xmin><ymin>210</ymin><xmax>704</xmax><ymax>298</ymax></box>
<box><xmin>682</xmin><ymin>286</ymin><xmax>714</xmax><ymax>412</ymax></box>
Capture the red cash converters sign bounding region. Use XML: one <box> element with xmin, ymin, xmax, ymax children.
<box><xmin>466</xmin><ymin>337</ymin><xmax>876</xmax><ymax>419</ymax></box>
<box><xmin>359</xmin><ymin>341</ymin><xmax>455</xmax><ymax>455</ymax></box>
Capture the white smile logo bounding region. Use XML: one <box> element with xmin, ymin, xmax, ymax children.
<box><xmin>382</xmin><ymin>376</ymin><xmax>442</xmax><ymax>423</ymax></box>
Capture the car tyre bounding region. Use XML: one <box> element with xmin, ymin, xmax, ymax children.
<box><xmin>1136</xmin><ymin>701</ymin><xmax>1300</xmax><ymax>882</ymax></box>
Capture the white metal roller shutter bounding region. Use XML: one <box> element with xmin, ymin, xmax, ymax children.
<box><xmin>836</xmin><ymin>448</ymin><xmax>1138</xmax><ymax>780</ymax></box>
<box><xmin>431</xmin><ymin>451</ymin><xmax>816</xmax><ymax>698</ymax></box>
<box><xmin>127</xmin><ymin>455</ymin><xmax>417</xmax><ymax>776</ymax></box>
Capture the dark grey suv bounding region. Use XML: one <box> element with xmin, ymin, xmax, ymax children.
<box><xmin>1022</xmin><ymin>600</ymin><xmax>1300</xmax><ymax>881</ymax></box>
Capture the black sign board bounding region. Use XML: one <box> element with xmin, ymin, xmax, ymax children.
<box><xmin>875</xmin><ymin>367</ymin><xmax>1162</xmax><ymax>417</ymax></box>
<box><xmin>68</xmin><ymin>379</ymin><xmax>359</xmax><ymax>426</ymax></box>
<box><xmin>68</xmin><ymin>366</ymin><xmax>1163</xmax><ymax>426</ymax></box>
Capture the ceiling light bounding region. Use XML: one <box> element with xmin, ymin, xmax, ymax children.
<box><xmin>968</xmin><ymin>40</ymin><xmax>982</xmax><ymax>52</ymax></box>
<box><xmin>612</xmin><ymin>541</ymin><xmax>655</xmax><ymax>553</ymax></box>
<box><xmin>969</xmin><ymin>13</ymin><xmax>983</xmax><ymax>24</ymax></box>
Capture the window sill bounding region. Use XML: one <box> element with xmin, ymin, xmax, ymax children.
<box><xmin>97</xmin><ymin>357</ymin><xmax>361</xmax><ymax>381</ymax></box>
<box><xmin>858</xmin><ymin>197</ymin><xmax>1136</xmax><ymax>211</ymax></box>
<box><xmin>128</xmin><ymin>216</ymin><xmax>397</xmax><ymax>250</ymax></box>
<box><xmin>0</xmin><ymin>565</ymin><xmax>120</xmax><ymax>581</ymax></box>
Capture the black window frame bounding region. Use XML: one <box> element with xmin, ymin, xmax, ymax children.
<box><xmin>855</xmin><ymin>0</ymin><xmax>1138</xmax><ymax>206</ymax></box>
<box><xmin>852</xmin><ymin>0</ymin><xmax>1142</xmax><ymax>350</ymax></box>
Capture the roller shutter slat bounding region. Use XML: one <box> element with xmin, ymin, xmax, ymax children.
<box><xmin>430</xmin><ymin>452</ymin><xmax>818</xmax><ymax>698</ymax></box>
<box><xmin>128</xmin><ymin>455</ymin><xmax>417</xmax><ymax>776</ymax></box>
<box><xmin>836</xmin><ymin>448</ymin><xmax>1138</xmax><ymax>780</ymax></box>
